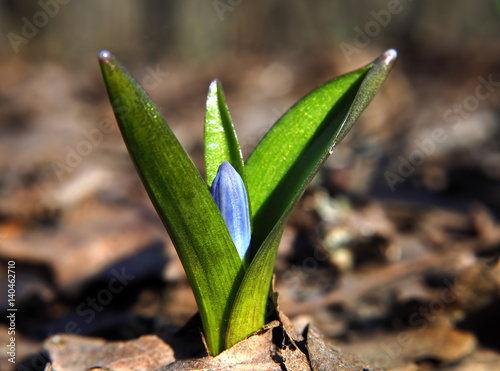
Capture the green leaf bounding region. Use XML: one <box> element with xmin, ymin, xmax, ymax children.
<box><xmin>204</xmin><ymin>79</ymin><xmax>247</xmax><ymax>190</ymax></box>
<box><xmin>226</xmin><ymin>50</ymin><xmax>397</xmax><ymax>347</ymax></box>
<box><xmin>98</xmin><ymin>50</ymin><xmax>244</xmax><ymax>356</ymax></box>
<box><xmin>204</xmin><ymin>80</ymin><xmax>252</xmax><ymax>246</ymax></box>
<box><xmin>225</xmin><ymin>219</ymin><xmax>284</xmax><ymax>349</ymax></box>
<box><xmin>246</xmin><ymin>49</ymin><xmax>397</xmax><ymax>254</ymax></box>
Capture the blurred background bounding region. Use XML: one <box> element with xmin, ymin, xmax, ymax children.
<box><xmin>1</xmin><ymin>1</ymin><xmax>500</xmax><ymax>370</ymax></box>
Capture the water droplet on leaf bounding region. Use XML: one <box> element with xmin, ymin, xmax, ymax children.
<box><xmin>328</xmin><ymin>142</ymin><xmax>336</xmax><ymax>155</ymax></box>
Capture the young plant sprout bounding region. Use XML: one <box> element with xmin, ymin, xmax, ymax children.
<box><xmin>98</xmin><ymin>49</ymin><xmax>397</xmax><ymax>355</ymax></box>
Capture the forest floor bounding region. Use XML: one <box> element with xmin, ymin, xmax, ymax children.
<box><xmin>1</xmin><ymin>48</ymin><xmax>500</xmax><ymax>370</ymax></box>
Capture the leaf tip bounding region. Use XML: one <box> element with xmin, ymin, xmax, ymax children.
<box><xmin>208</xmin><ymin>79</ymin><xmax>218</xmax><ymax>94</ymax></box>
<box><xmin>208</xmin><ymin>78</ymin><xmax>224</xmax><ymax>95</ymax></box>
<box><xmin>210</xmin><ymin>78</ymin><xmax>221</xmax><ymax>85</ymax></box>
<box><xmin>383</xmin><ymin>48</ymin><xmax>397</xmax><ymax>62</ymax></box>
<box><xmin>98</xmin><ymin>49</ymin><xmax>114</xmax><ymax>63</ymax></box>
<box><xmin>380</xmin><ymin>48</ymin><xmax>398</xmax><ymax>69</ymax></box>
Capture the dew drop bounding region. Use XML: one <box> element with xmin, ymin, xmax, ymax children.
<box><xmin>328</xmin><ymin>142</ymin><xmax>336</xmax><ymax>155</ymax></box>
<box><xmin>98</xmin><ymin>50</ymin><xmax>112</xmax><ymax>62</ymax></box>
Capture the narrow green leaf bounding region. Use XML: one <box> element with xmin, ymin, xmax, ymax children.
<box><xmin>246</xmin><ymin>50</ymin><xmax>397</xmax><ymax>255</ymax></box>
<box><xmin>226</xmin><ymin>50</ymin><xmax>397</xmax><ymax>346</ymax></box>
<box><xmin>204</xmin><ymin>79</ymin><xmax>247</xmax><ymax>189</ymax></box>
<box><xmin>225</xmin><ymin>221</ymin><xmax>284</xmax><ymax>349</ymax></box>
<box><xmin>98</xmin><ymin>51</ymin><xmax>244</xmax><ymax>356</ymax></box>
<box><xmin>204</xmin><ymin>80</ymin><xmax>252</xmax><ymax>249</ymax></box>
<box><xmin>332</xmin><ymin>49</ymin><xmax>398</xmax><ymax>146</ymax></box>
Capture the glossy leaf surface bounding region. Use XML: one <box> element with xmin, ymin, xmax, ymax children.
<box><xmin>226</xmin><ymin>50</ymin><xmax>397</xmax><ymax>347</ymax></box>
<box><xmin>204</xmin><ymin>80</ymin><xmax>247</xmax><ymax>189</ymax></box>
<box><xmin>245</xmin><ymin>50</ymin><xmax>397</xmax><ymax>254</ymax></box>
<box><xmin>98</xmin><ymin>51</ymin><xmax>244</xmax><ymax>356</ymax></box>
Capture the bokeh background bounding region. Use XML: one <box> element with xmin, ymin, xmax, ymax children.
<box><xmin>1</xmin><ymin>1</ymin><xmax>500</xmax><ymax>370</ymax></box>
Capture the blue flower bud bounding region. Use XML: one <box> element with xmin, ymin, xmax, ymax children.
<box><xmin>211</xmin><ymin>161</ymin><xmax>251</xmax><ymax>262</ymax></box>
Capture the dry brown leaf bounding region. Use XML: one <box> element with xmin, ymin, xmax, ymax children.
<box><xmin>45</xmin><ymin>315</ymin><xmax>380</xmax><ymax>371</ymax></box>
<box><xmin>45</xmin><ymin>334</ymin><xmax>175</xmax><ymax>371</ymax></box>
<box><xmin>306</xmin><ymin>325</ymin><xmax>378</xmax><ymax>371</ymax></box>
